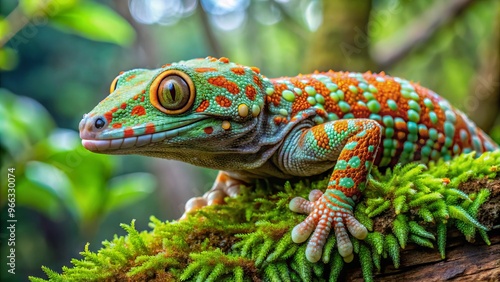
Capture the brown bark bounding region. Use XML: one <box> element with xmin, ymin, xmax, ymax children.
<box><xmin>343</xmin><ymin>229</ymin><xmax>500</xmax><ymax>281</ymax></box>
<box><xmin>372</xmin><ymin>0</ymin><xmax>476</xmax><ymax>69</ymax></box>
<box><xmin>302</xmin><ymin>0</ymin><xmax>374</xmax><ymax>73</ymax></box>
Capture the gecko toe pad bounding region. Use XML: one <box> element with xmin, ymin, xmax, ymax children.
<box><xmin>180</xmin><ymin>197</ymin><xmax>207</xmax><ymax>219</ymax></box>
<box><xmin>290</xmin><ymin>189</ymin><xmax>367</xmax><ymax>262</ymax></box>
<box><xmin>185</xmin><ymin>197</ymin><xmax>207</xmax><ymax>211</ymax></box>
<box><xmin>205</xmin><ymin>190</ymin><xmax>227</xmax><ymax>205</ymax></box>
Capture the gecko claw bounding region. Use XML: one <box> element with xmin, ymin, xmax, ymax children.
<box><xmin>290</xmin><ymin>189</ymin><xmax>367</xmax><ymax>262</ymax></box>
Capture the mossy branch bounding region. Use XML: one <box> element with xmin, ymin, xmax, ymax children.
<box><xmin>30</xmin><ymin>151</ymin><xmax>500</xmax><ymax>281</ymax></box>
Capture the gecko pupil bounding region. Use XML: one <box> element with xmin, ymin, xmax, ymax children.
<box><xmin>167</xmin><ymin>81</ymin><xmax>176</xmax><ymax>101</ymax></box>
<box><xmin>157</xmin><ymin>75</ymin><xmax>190</xmax><ymax>111</ymax></box>
<box><xmin>95</xmin><ymin>117</ymin><xmax>105</xmax><ymax>129</ymax></box>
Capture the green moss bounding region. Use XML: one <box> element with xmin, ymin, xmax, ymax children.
<box><xmin>30</xmin><ymin>151</ymin><xmax>500</xmax><ymax>281</ymax></box>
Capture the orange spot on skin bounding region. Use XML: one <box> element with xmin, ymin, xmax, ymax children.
<box><xmin>397</xmin><ymin>131</ymin><xmax>406</xmax><ymax>140</ymax></box>
<box><xmin>274</xmin><ymin>116</ymin><xmax>282</xmax><ymax>125</ymax></box>
<box><xmin>253</xmin><ymin>75</ymin><xmax>262</xmax><ymax>88</ymax></box>
<box><xmin>119</xmin><ymin>71</ymin><xmax>124</xmax><ymax>75</ymax></box>
<box><xmin>230</xmin><ymin>67</ymin><xmax>245</xmax><ymax>75</ymax></box>
<box><xmin>133</xmin><ymin>95</ymin><xmax>139</xmax><ymax>100</ymax></box>
<box><xmin>141</xmin><ymin>95</ymin><xmax>145</xmax><ymax>102</ymax></box>
<box><xmin>245</xmin><ymin>85</ymin><xmax>256</xmax><ymax>100</ymax></box>
<box><xmin>208</xmin><ymin>76</ymin><xmax>240</xmax><ymax>94</ymax></box>
<box><xmin>195</xmin><ymin>67</ymin><xmax>217</xmax><ymax>73</ymax></box>
<box><xmin>216</xmin><ymin>96</ymin><xmax>232</xmax><ymax>107</ymax></box>
<box><xmin>161</xmin><ymin>63</ymin><xmax>172</xmax><ymax>68</ymax></box>
<box><xmin>266</xmin><ymin>83</ymin><xmax>288</xmax><ymax>107</ymax></box>
<box><xmin>120</xmin><ymin>103</ymin><xmax>127</xmax><ymax>109</ymax></box>
<box><xmin>250</xmin><ymin>66</ymin><xmax>260</xmax><ymax>74</ymax></box>
<box><xmin>437</xmin><ymin>133</ymin><xmax>445</xmax><ymax>145</ymax></box>
<box><xmin>215</xmin><ymin>171</ymin><xmax>230</xmax><ymax>183</ymax></box>
<box><xmin>315</xmin><ymin>108</ymin><xmax>327</xmax><ymax>117</ymax></box>
<box><xmin>141</xmin><ymin>90</ymin><xmax>146</xmax><ymax>94</ymax></box>
<box><xmin>126</xmin><ymin>75</ymin><xmax>136</xmax><ymax>81</ymax></box>
<box><xmin>395</xmin><ymin>120</ymin><xmax>407</xmax><ymax>131</ymax></box>
<box><xmin>204</xmin><ymin>127</ymin><xmax>213</xmax><ymax>134</ymax></box>
<box><xmin>219</xmin><ymin>57</ymin><xmax>230</xmax><ymax>64</ymax></box>
<box><xmin>103</xmin><ymin>107</ymin><xmax>118</xmax><ymax>123</ymax></box>
<box><xmin>196</xmin><ymin>100</ymin><xmax>210</xmax><ymax>112</ymax></box>
<box><xmin>145</xmin><ymin>123</ymin><xmax>155</xmax><ymax>134</ymax></box>
<box><xmin>419</xmin><ymin>127</ymin><xmax>429</xmax><ymax>138</ymax></box>
<box><xmin>124</xmin><ymin>127</ymin><xmax>134</xmax><ymax>138</ymax></box>
<box><xmin>131</xmin><ymin>105</ymin><xmax>146</xmax><ymax>116</ymax></box>
<box><xmin>104</xmin><ymin>112</ymin><xmax>113</xmax><ymax>123</ymax></box>
<box><xmin>112</xmin><ymin>123</ymin><xmax>122</xmax><ymax>129</ymax></box>
<box><xmin>332</xmin><ymin>120</ymin><xmax>348</xmax><ymax>135</ymax></box>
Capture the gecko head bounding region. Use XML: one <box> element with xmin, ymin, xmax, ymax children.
<box><xmin>79</xmin><ymin>57</ymin><xmax>267</xmax><ymax>158</ymax></box>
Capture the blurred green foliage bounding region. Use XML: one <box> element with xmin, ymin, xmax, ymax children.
<box><xmin>0</xmin><ymin>0</ymin><xmax>153</xmax><ymax>280</ymax></box>
<box><xmin>1</xmin><ymin>90</ymin><xmax>156</xmax><ymax>228</ymax></box>
<box><xmin>0</xmin><ymin>0</ymin><xmax>135</xmax><ymax>69</ymax></box>
<box><xmin>0</xmin><ymin>90</ymin><xmax>156</xmax><ymax>280</ymax></box>
<box><xmin>0</xmin><ymin>0</ymin><xmax>498</xmax><ymax>280</ymax></box>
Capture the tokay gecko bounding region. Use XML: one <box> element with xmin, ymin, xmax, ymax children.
<box><xmin>79</xmin><ymin>57</ymin><xmax>499</xmax><ymax>263</ymax></box>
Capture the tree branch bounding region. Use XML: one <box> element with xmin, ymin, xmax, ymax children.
<box><xmin>372</xmin><ymin>0</ymin><xmax>476</xmax><ymax>69</ymax></box>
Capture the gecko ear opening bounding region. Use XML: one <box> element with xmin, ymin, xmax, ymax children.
<box><xmin>149</xmin><ymin>70</ymin><xmax>196</xmax><ymax>115</ymax></box>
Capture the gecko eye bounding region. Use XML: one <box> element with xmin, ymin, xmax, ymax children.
<box><xmin>158</xmin><ymin>76</ymin><xmax>189</xmax><ymax>110</ymax></box>
<box><xmin>109</xmin><ymin>76</ymin><xmax>120</xmax><ymax>93</ymax></box>
<box><xmin>95</xmin><ymin>117</ymin><xmax>106</xmax><ymax>129</ymax></box>
<box><xmin>150</xmin><ymin>70</ymin><xmax>195</xmax><ymax>115</ymax></box>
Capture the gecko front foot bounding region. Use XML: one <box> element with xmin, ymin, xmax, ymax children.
<box><xmin>181</xmin><ymin>171</ymin><xmax>245</xmax><ymax>219</ymax></box>
<box><xmin>289</xmin><ymin>189</ymin><xmax>367</xmax><ymax>263</ymax></box>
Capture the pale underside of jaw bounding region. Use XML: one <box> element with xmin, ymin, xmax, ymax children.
<box><xmin>82</xmin><ymin>129</ymin><xmax>182</xmax><ymax>152</ymax></box>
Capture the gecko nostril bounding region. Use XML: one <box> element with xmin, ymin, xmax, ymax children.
<box><xmin>94</xmin><ymin>117</ymin><xmax>106</xmax><ymax>129</ymax></box>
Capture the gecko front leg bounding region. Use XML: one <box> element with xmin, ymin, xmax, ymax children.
<box><xmin>285</xmin><ymin>119</ymin><xmax>382</xmax><ymax>262</ymax></box>
<box><xmin>182</xmin><ymin>171</ymin><xmax>246</xmax><ymax>218</ymax></box>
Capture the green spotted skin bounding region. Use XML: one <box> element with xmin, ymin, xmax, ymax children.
<box><xmin>79</xmin><ymin>57</ymin><xmax>499</xmax><ymax>263</ymax></box>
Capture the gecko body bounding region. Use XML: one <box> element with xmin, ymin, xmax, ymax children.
<box><xmin>79</xmin><ymin>57</ymin><xmax>499</xmax><ymax>263</ymax></box>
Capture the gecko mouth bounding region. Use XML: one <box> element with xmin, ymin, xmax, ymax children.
<box><xmin>82</xmin><ymin>129</ymin><xmax>182</xmax><ymax>152</ymax></box>
<box><xmin>80</xmin><ymin>117</ymin><xmax>206</xmax><ymax>153</ymax></box>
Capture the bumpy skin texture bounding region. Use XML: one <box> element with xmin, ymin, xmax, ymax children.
<box><xmin>79</xmin><ymin>57</ymin><xmax>499</xmax><ymax>263</ymax></box>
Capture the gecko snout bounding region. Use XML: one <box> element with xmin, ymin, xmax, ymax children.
<box><xmin>79</xmin><ymin>114</ymin><xmax>108</xmax><ymax>140</ymax></box>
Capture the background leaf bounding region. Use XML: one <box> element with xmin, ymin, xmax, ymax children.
<box><xmin>49</xmin><ymin>2</ymin><xmax>136</xmax><ymax>46</ymax></box>
<box><xmin>105</xmin><ymin>173</ymin><xmax>156</xmax><ymax>214</ymax></box>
